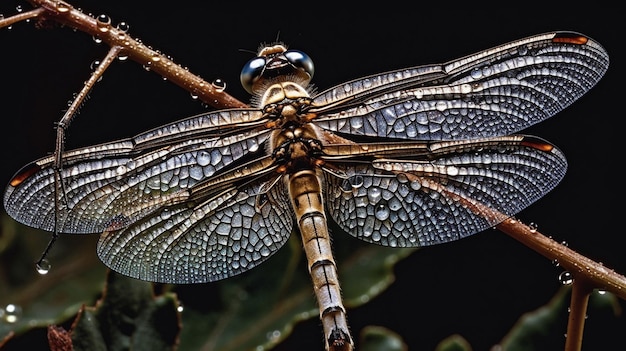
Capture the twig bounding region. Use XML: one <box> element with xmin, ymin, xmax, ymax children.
<box><xmin>563</xmin><ymin>280</ymin><xmax>593</xmax><ymax>351</ymax></box>
<box><xmin>497</xmin><ymin>218</ymin><xmax>626</xmax><ymax>351</ymax></box>
<box><xmin>497</xmin><ymin>218</ymin><xmax>626</xmax><ymax>300</ymax></box>
<box><xmin>18</xmin><ymin>0</ymin><xmax>247</xmax><ymax>110</ymax></box>
<box><xmin>0</xmin><ymin>7</ymin><xmax>43</xmax><ymax>26</ymax></box>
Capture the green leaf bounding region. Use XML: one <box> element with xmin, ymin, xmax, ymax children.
<box><xmin>434</xmin><ymin>334</ymin><xmax>473</xmax><ymax>351</ymax></box>
<box><xmin>0</xmin><ymin>216</ymin><xmax>106</xmax><ymax>342</ymax></box>
<box><xmin>496</xmin><ymin>286</ymin><xmax>622</xmax><ymax>351</ymax></box>
<box><xmin>71</xmin><ymin>270</ymin><xmax>181</xmax><ymax>351</ymax></box>
<box><xmin>1</xmin><ymin>215</ymin><xmax>416</xmax><ymax>350</ymax></box>
<box><xmin>176</xmin><ymin>235</ymin><xmax>416</xmax><ymax>351</ymax></box>
<box><xmin>359</xmin><ymin>325</ymin><xmax>408</xmax><ymax>351</ymax></box>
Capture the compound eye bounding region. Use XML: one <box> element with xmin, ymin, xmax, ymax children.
<box><xmin>284</xmin><ymin>50</ymin><xmax>314</xmax><ymax>78</ymax></box>
<box><xmin>240</xmin><ymin>57</ymin><xmax>267</xmax><ymax>94</ymax></box>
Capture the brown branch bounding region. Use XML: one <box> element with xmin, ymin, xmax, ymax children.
<box><xmin>19</xmin><ymin>0</ymin><xmax>247</xmax><ymax>110</ymax></box>
<box><xmin>497</xmin><ymin>218</ymin><xmax>626</xmax><ymax>351</ymax></box>
<box><xmin>0</xmin><ymin>7</ymin><xmax>44</xmax><ymax>27</ymax></box>
<box><xmin>563</xmin><ymin>280</ymin><xmax>593</xmax><ymax>351</ymax></box>
<box><xmin>497</xmin><ymin>218</ymin><xmax>626</xmax><ymax>300</ymax></box>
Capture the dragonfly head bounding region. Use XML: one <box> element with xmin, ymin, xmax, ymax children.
<box><xmin>240</xmin><ymin>43</ymin><xmax>314</xmax><ymax>95</ymax></box>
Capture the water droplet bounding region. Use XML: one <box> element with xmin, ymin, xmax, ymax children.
<box><xmin>528</xmin><ymin>222</ymin><xmax>538</xmax><ymax>233</ymax></box>
<box><xmin>375</xmin><ymin>204</ymin><xmax>390</xmax><ymax>221</ymax></box>
<box><xmin>348</xmin><ymin>175</ymin><xmax>363</xmax><ymax>189</ymax></box>
<box><xmin>36</xmin><ymin>259</ymin><xmax>51</xmax><ymax>275</ymax></box>
<box><xmin>367</xmin><ymin>187</ymin><xmax>382</xmax><ymax>203</ymax></box>
<box><xmin>55</xmin><ymin>1</ymin><xmax>70</xmax><ymax>12</ymax></box>
<box><xmin>597</xmin><ymin>289</ymin><xmax>606</xmax><ymax>295</ymax></box>
<box><xmin>92</xmin><ymin>36</ymin><xmax>103</xmax><ymax>44</ymax></box>
<box><xmin>340</xmin><ymin>179</ymin><xmax>352</xmax><ymax>193</ymax></box>
<box><xmin>90</xmin><ymin>60</ymin><xmax>101</xmax><ymax>71</ymax></box>
<box><xmin>551</xmin><ymin>259</ymin><xmax>560</xmax><ymax>267</ymax></box>
<box><xmin>117</xmin><ymin>52</ymin><xmax>129</xmax><ymax>61</ymax></box>
<box><xmin>266</xmin><ymin>330</ymin><xmax>281</xmax><ymax>342</ymax></box>
<box><xmin>176</xmin><ymin>303</ymin><xmax>184</xmax><ymax>313</ymax></box>
<box><xmin>96</xmin><ymin>14</ymin><xmax>111</xmax><ymax>32</ymax></box>
<box><xmin>15</xmin><ymin>5</ymin><xmax>23</xmax><ymax>13</ymax></box>
<box><xmin>470</xmin><ymin>68</ymin><xmax>482</xmax><ymax>79</ymax></box>
<box><xmin>116</xmin><ymin>21</ymin><xmax>130</xmax><ymax>32</ymax></box>
<box><xmin>211</xmin><ymin>78</ymin><xmax>226</xmax><ymax>92</ymax></box>
<box><xmin>157</xmin><ymin>209</ymin><xmax>171</xmax><ymax>221</ymax></box>
<box><xmin>558</xmin><ymin>271</ymin><xmax>574</xmax><ymax>285</ymax></box>
<box><xmin>196</xmin><ymin>150</ymin><xmax>211</xmax><ymax>166</ymax></box>
<box><xmin>3</xmin><ymin>304</ymin><xmax>22</xmax><ymax>323</ymax></box>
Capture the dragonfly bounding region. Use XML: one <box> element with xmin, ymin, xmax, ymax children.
<box><xmin>3</xmin><ymin>31</ymin><xmax>609</xmax><ymax>351</ymax></box>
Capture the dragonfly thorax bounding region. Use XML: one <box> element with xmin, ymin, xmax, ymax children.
<box><xmin>261</xmin><ymin>82</ymin><xmax>316</xmax><ymax>129</ymax></box>
<box><xmin>261</xmin><ymin>82</ymin><xmax>310</xmax><ymax>105</ymax></box>
<box><xmin>272</xmin><ymin>124</ymin><xmax>324</xmax><ymax>174</ymax></box>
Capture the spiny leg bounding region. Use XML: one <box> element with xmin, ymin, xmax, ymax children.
<box><xmin>36</xmin><ymin>46</ymin><xmax>123</xmax><ymax>270</ymax></box>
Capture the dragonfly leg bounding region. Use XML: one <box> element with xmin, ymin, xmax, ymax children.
<box><xmin>35</xmin><ymin>46</ymin><xmax>123</xmax><ymax>268</ymax></box>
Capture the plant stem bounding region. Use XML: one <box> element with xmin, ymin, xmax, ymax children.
<box><xmin>20</xmin><ymin>0</ymin><xmax>247</xmax><ymax>110</ymax></box>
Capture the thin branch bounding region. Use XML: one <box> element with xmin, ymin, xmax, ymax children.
<box><xmin>0</xmin><ymin>7</ymin><xmax>44</xmax><ymax>27</ymax></box>
<box><xmin>497</xmin><ymin>218</ymin><xmax>626</xmax><ymax>300</ymax></box>
<box><xmin>563</xmin><ymin>281</ymin><xmax>593</xmax><ymax>351</ymax></box>
<box><xmin>20</xmin><ymin>0</ymin><xmax>247</xmax><ymax>110</ymax></box>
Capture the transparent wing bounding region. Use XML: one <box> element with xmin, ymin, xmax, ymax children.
<box><xmin>97</xmin><ymin>173</ymin><xmax>293</xmax><ymax>284</ymax></box>
<box><xmin>322</xmin><ymin>136</ymin><xmax>567</xmax><ymax>247</ymax></box>
<box><xmin>3</xmin><ymin>109</ymin><xmax>271</xmax><ymax>234</ymax></box>
<box><xmin>312</xmin><ymin>31</ymin><xmax>609</xmax><ymax>140</ymax></box>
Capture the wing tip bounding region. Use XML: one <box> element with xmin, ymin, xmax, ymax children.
<box><xmin>520</xmin><ymin>136</ymin><xmax>555</xmax><ymax>152</ymax></box>
<box><xmin>552</xmin><ymin>31</ymin><xmax>589</xmax><ymax>45</ymax></box>
<box><xmin>8</xmin><ymin>162</ymin><xmax>42</xmax><ymax>188</ymax></box>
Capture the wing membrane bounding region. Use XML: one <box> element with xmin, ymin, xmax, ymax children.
<box><xmin>3</xmin><ymin>110</ymin><xmax>272</xmax><ymax>233</ymax></box>
<box><xmin>97</xmin><ymin>174</ymin><xmax>293</xmax><ymax>284</ymax></box>
<box><xmin>312</xmin><ymin>31</ymin><xmax>609</xmax><ymax>140</ymax></box>
<box><xmin>322</xmin><ymin>135</ymin><xmax>567</xmax><ymax>247</ymax></box>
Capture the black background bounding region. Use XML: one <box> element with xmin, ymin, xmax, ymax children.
<box><xmin>1</xmin><ymin>1</ymin><xmax>623</xmax><ymax>350</ymax></box>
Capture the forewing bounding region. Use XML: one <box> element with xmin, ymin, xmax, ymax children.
<box><xmin>312</xmin><ymin>31</ymin><xmax>609</xmax><ymax>140</ymax></box>
<box><xmin>3</xmin><ymin>109</ymin><xmax>270</xmax><ymax>234</ymax></box>
<box><xmin>323</xmin><ymin>136</ymin><xmax>567</xmax><ymax>247</ymax></box>
<box><xmin>97</xmin><ymin>174</ymin><xmax>293</xmax><ymax>284</ymax></box>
